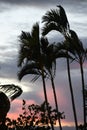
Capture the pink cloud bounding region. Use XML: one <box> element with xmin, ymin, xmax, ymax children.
<box><xmin>6</xmin><ymin>84</ymin><xmax>81</xmax><ymax>126</ymax></box>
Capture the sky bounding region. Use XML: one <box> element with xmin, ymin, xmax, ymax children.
<box><xmin>0</xmin><ymin>0</ymin><xmax>87</xmax><ymax>129</ymax></box>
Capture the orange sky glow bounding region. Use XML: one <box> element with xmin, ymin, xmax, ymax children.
<box><xmin>7</xmin><ymin>87</ymin><xmax>82</xmax><ymax>127</ymax></box>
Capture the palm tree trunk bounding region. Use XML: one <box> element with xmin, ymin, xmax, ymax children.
<box><xmin>79</xmin><ymin>59</ymin><xmax>86</xmax><ymax>126</ymax></box>
<box><xmin>50</xmin><ymin>73</ymin><xmax>62</xmax><ymax>130</ymax></box>
<box><xmin>67</xmin><ymin>56</ymin><xmax>78</xmax><ymax>130</ymax></box>
<box><xmin>41</xmin><ymin>67</ymin><xmax>55</xmax><ymax>130</ymax></box>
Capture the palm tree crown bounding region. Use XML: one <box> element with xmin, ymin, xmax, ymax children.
<box><xmin>42</xmin><ymin>5</ymin><xmax>70</xmax><ymax>37</ymax></box>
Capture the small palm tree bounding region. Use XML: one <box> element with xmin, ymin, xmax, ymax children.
<box><xmin>0</xmin><ymin>84</ymin><xmax>22</xmax><ymax>126</ymax></box>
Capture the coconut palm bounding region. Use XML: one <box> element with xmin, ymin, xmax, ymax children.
<box><xmin>18</xmin><ymin>23</ymin><xmax>54</xmax><ymax>130</ymax></box>
<box><xmin>42</xmin><ymin>5</ymin><xmax>78</xmax><ymax>130</ymax></box>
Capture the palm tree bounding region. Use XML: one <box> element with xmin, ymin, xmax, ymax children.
<box><xmin>60</xmin><ymin>40</ymin><xmax>79</xmax><ymax>129</ymax></box>
<box><xmin>64</xmin><ymin>30</ymin><xmax>86</xmax><ymax>126</ymax></box>
<box><xmin>0</xmin><ymin>84</ymin><xmax>22</xmax><ymax>126</ymax></box>
<box><xmin>18</xmin><ymin>35</ymin><xmax>67</xmax><ymax>130</ymax></box>
<box><xmin>18</xmin><ymin>23</ymin><xmax>54</xmax><ymax>130</ymax></box>
<box><xmin>42</xmin><ymin>5</ymin><xmax>78</xmax><ymax>130</ymax></box>
<box><xmin>41</xmin><ymin>38</ymin><xmax>69</xmax><ymax>130</ymax></box>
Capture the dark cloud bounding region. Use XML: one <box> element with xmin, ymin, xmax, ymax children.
<box><xmin>0</xmin><ymin>0</ymin><xmax>85</xmax><ymax>4</ymax></box>
<box><xmin>0</xmin><ymin>0</ymin><xmax>86</xmax><ymax>9</ymax></box>
<box><xmin>0</xmin><ymin>0</ymin><xmax>58</xmax><ymax>7</ymax></box>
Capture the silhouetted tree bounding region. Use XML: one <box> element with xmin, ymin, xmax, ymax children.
<box><xmin>6</xmin><ymin>100</ymin><xmax>65</xmax><ymax>129</ymax></box>
<box><xmin>41</xmin><ymin>37</ymin><xmax>67</xmax><ymax>129</ymax></box>
<box><xmin>18</xmin><ymin>100</ymin><xmax>58</xmax><ymax>127</ymax></box>
<box><xmin>64</xmin><ymin>30</ymin><xmax>86</xmax><ymax>126</ymax></box>
<box><xmin>18</xmin><ymin>23</ymin><xmax>54</xmax><ymax>130</ymax></box>
<box><xmin>0</xmin><ymin>91</ymin><xmax>10</xmax><ymax>128</ymax></box>
<box><xmin>0</xmin><ymin>84</ymin><xmax>22</xmax><ymax>129</ymax></box>
<box><xmin>42</xmin><ymin>5</ymin><xmax>78</xmax><ymax>130</ymax></box>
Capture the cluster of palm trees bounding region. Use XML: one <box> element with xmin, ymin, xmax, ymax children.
<box><xmin>17</xmin><ymin>5</ymin><xmax>87</xmax><ymax>130</ymax></box>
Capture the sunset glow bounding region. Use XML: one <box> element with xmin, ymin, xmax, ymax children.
<box><xmin>0</xmin><ymin>0</ymin><xmax>87</xmax><ymax>129</ymax></box>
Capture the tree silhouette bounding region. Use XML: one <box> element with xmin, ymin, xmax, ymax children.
<box><xmin>41</xmin><ymin>37</ymin><xmax>67</xmax><ymax>130</ymax></box>
<box><xmin>42</xmin><ymin>5</ymin><xmax>78</xmax><ymax>130</ymax></box>
<box><xmin>18</xmin><ymin>23</ymin><xmax>55</xmax><ymax>130</ymax></box>
<box><xmin>6</xmin><ymin>100</ymin><xmax>64</xmax><ymax>129</ymax></box>
<box><xmin>19</xmin><ymin>100</ymin><xmax>58</xmax><ymax>127</ymax></box>
<box><xmin>63</xmin><ymin>30</ymin><xmax>86</xmax><ymax>126</ymax></box>
<box><xmin>0</xmin><ymin>84</ymin><xmax>22</xmax><ymax>129</ymax></box>
<box><xmin>0</xmin><ymin>91</ymin><xmax>10</xmax><ymax>128</ymax></box>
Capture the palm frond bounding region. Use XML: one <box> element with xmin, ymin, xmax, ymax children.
<box><xmin>0</xmin><ymin>84</ymin><xmax>23</xmax><ymax>101</ymax></box>
<box><xmin>66</xmin><ymin>30</ymin><xmax>86</xmax><ymax>62</ymax></box>
<box><xmin>30</xmin><ymin>75</ymin><xmax>41</xmax><ymax>82</ymax></box>
<box><xmin>19</xmin><ymin>31</ymin><xmax>32</xmax><ymax>45</ymax></box>
<box><xmin>42</xmin><ymin>8</ymin><xmax>60</xmax><ymax>24</ymax></box>
<box><xmin>42</xmin><ymin>22</ymin><xmax>58</xmax><ymax>36</ymax></box>
<box><xmin>18</xmin><ymin>62</ymin><xmax>41</xmax><ymax>80</ymax></box>
<box><xmin>18</xmin><ymin>68</ymin><xmax>41</xmax><ymax>81</ymax></box>
<box><xmin>42</xmin><ymin>5</ymin><xmax>70</xmax><ymax>36</ymax></box>
<box><xmin>57</xmin><ymin>5</ymin><xmax>70</xmax><ymax>31</ymax></box>
<box><xmin>18</xmin><ymin>23</ymin><xmax>41</xmax><ymax>67</ymax></box>
<box><xmin>18</xmin><ymin>43</ymin><xmax>31</xmax><ymax>67</ymax></box>
<box><xmin>41</xmin><ymin>37</ymin><xmax>49</xmax><ymax>53</ymax></box>
<box><xmin>31</xmin><ymin>22</ymin><xmax>40</xmax><ymax>45</ymax></box>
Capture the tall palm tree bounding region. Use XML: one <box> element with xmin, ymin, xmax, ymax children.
<box><xmin>64</xmin><ymin>30</ymin><xmax>86</xmax><ymax>126</ymax></box>
<box><xmin>41</xmin><ymin>38</ymin><xmax>70</xmax><ymax>130</ymax></box>
<box><xmin>59</xmin><ymin>40</ymin><xmax>79</xmax><ymax>129</ymax></box>
<box><xmin>18</xmin><ymin>35</ymin><xmax>67</xmax><ymax>130</ymax></box>
<box><xmin>18</xmin><ymin>23</ymin><xmax>54</xmax><ymax>130</ymax></box>
<box><xmin>42</xmin><ymin>5</ymin><xmax>78</xmax><ymax>130</ymax></box>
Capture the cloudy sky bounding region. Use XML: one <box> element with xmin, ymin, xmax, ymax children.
<box><xmin>0</xmin><ymin>0</ymin><xmax>87</xmax><ymax>128</ymax></box>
